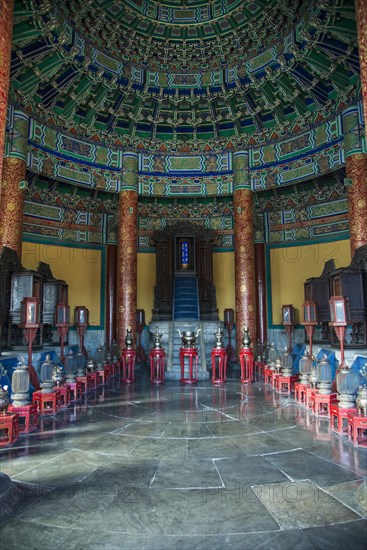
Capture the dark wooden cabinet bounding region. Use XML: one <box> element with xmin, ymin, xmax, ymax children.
<box><xmin>304</xmin><ymin>260</ymin><xmax>335</xmax><ymax>343</ymax></box>
<box><xmin>303</xmin><ymin>246</ymin><xmax>367</xmax><ymax>349</ymax></box>
<box><xmin>329</xmin><ymin>249</ymin><xmax>367</xmax><ymax>347</ymax></box>
<box><xmin>9</xmin><ymin>270</ymin><xmax>43</xmax><ymax>348</ymax></box>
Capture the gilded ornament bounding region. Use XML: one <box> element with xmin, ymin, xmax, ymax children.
<box><xmin>357</xmin><ymin>199</ymin><xmax>366</xmax><ymax>208</ymax></box>
<box><xmin>240</xmin><ymin>284</ymin><xmax>247</xmax><ymax>293</ymax></box>
<box><xmin>6</xmin><ymin>202</ymin><xmax>15</xmax><ymax>211</ymax></box>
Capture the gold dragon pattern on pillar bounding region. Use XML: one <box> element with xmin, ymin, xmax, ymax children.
<box><xmin>0</xmin><ymin>110</ymin><xmax>29</xmax><ymax>256</ymax></box>
<box><xmin>0</xmin><ymin>157</ymin><xmax>26</xmax><ymax>256</ymax></box>
<box><xmin>346</xmin><ymin>153</ymin><xmax>367</xmax><ymax>254</ymax></box>
<box><xmin>0</xmin><ymin>0</ymin><xmax>14</xmax><ymax>184</ymax></box>
<box><xmin>356</xmin><ymin>0</ymin><xmax>367</xmax><ymax>125</ymax></box>
<box><xmin>233</xmin><ymin>151</ymin><xmax>256</xmax><ymax>351</ymax></box>
<box><xmin>117</xmin><ymin>152</ymin><xmax>138</xmax><ymax>349</ymax></box>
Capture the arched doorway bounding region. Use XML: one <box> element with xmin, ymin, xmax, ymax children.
<box><xmin>151</xmin><ymin>221</ymin><xmax>219</xmax><ymax>321</ymax></box>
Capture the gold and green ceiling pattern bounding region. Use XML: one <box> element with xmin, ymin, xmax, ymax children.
<box><xmin>10</xmin><ymin>0</ymin><xmax>361</xmax><ymax>149</ymax></box>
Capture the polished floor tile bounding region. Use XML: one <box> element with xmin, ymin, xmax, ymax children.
<box><xmin>1</xmin><ymin>371</ymin><xmax>366</xmax><ymax>549</ymax></box>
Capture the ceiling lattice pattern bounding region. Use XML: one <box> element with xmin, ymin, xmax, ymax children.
<box><xmin>10</xmin><ymin>0</ymin><xmax>361</xmax><ymax>149</ymax></box>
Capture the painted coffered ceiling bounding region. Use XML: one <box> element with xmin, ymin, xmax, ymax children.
<box><xmin>10</xmin><ymin>0</ymin><xmax>360</xmax><ymax>150</ymax></box>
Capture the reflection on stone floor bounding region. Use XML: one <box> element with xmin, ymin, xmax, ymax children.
<box><xmin>0</xmin><ymin>368</ymin><xmax>366</xmax><ymax>549</ymax></box>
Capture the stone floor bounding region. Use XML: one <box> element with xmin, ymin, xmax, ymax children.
<box><xmin>0</xmin><ymin>367</ymin><xmax>366</xmax><ymax>549</ymax></box>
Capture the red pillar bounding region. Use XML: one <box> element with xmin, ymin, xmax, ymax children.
<box><xmin>255</xmin><ymin>242</ymin><xmax>267</xmax><ymax>345</ymax></box>
<box><xmin>355</xmin><ymin>0</ymin><xmax>367</xmax><ymax>125</ymax></box>
<box><xmin>233</xmin><ymin>151</ymin><xmax>256</xmax><ymax>351</ymax></box>
<box><xmin>116</xmin><ymin>152</ymin><xmax>138</xmax><ymax>349</ymax></box>
<box><xmin>0</xmin><ymin>0</ymin><xmax>14</xmax><ymax>184</ymax></box>
<box><xmin>0</xmin><ymin>157</ymin><xmax>26</xmax><ymax>256</ymax></box>
<box><xmin>106</xmin><ymin>243</ymin><xmax>117</xmax><ymax>349</ymax></box>
<box><xmin>346</xmin><ymin>154</ymin><xmax>367</xmax><ymax>255</ymax></box>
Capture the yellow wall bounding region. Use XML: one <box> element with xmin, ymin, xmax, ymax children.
<box><xmin>22</xmin><ymin>242</ymin><xmax>102</xmax><ymax>326</ymax></box>
<box><xmin>137</xmin><ymin>253</ymin><xmax>156</xmax><ymax>323</ymax></box>
<box><xmin>270</xmin><ymin>239</ymin><xmax>351</xmax><ymax>324</ymax></box>
<box><xmin>213</xmin><ymin>251</ymin><xmax>235</xmax><ymax>320</ymax></box>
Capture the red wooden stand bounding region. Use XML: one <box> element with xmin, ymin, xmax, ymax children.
<box><xmin>254</xmin><ymin>360</ymin><xmax>265</xmax><ymax>378</ymax></box>
<box><xmin>0</xmin><ymin>413</ymin><xmax>19</xmax><ymax>446</ymax></box>
<box><xmin>276</xmin><ymin>374</ymin><xmax>298</xmax><ymax>394</ymax></box>
<box><xmin>113</xmin><ymin>360</ymin><xmax>121</xmax><ymax>377</ymax></box>
<box><xmin>121</xmin><ymin>349</ymin><xmax>136</xmax><ymax>383</ymax></box>
<box><xmin>8</xmin><ymin>403</ymin><xmax>38</xmax><ymax>434</ymax></box>
<box><xmin>97</xmin><ymin>369</ymin><xmax>109</xmax><ymax>386</ymax></box>
<box><xmin>65</xmin><ymin>381</ymin><xmax>83</xmax><ymax>401</ymax></box>
<box><xmin>330</xmin><ymin>403</ymin><xmax>357</xmax><ymax>434</ymax></box>
<box><xmin>271</xmin><ymin>372</ymin><xmax>282</xmax><ymax>389</ymax></box>
<box><xmin>239</xmin><ymin>347</ymin><xmax>254</xmax><ymax>383</ymax></box>
<box><xmin>32</xmin><ymin>391</ymin><xmax>60</xmax><ymax>415</ymax></box>
<box><xmin>264</xmin><ymin>368</ymin><xmax>273</xmax><ymax>385</ymax></box>
<box><xmin>76</xmin><ymin>374</ymin><xmax>91</xmax><ymax>393</ymax></box>
<box><xmin>295</xmin><ymin>382</ymin><xmax>309</xmax><ymax>404</ymax></box>
<box><xmin>305</xmin><ymin>387</ymin><xmax>318</xmax><ymax>410</ymax></box>
<box><xmin>211</xmin><ymin>348</ymin><xmax>228</xmax><ymax>384</ymax></box>
<box><xmin>150</xmin><ymin>348</ymin><xmax>166</xmax><ymax>384</ymax></box>
<box><xmin>54</xmin><ymin>385</ymin><xmax>70</xmax><ymax>407</ymax></box>
<box><xmin>313</xmin><ymin>392</ymin><xmax>338</xmax><ymax>417</ymax></box>
<box><xmin>104</xmin><ymin>362</ymin><xmax>114</xmax><ymax>379</ymax></box>
<box><xmin>180</xmin><ymin>347</ymin><xmax>198</xmax><ymax>384</ymax></box>
<box><xmin>348</xmin><ymin>412</ymin><xmax>367</xmax><ymax>447</ymax></box>
<box><xmin>89</xmin><ymin>372</ymin><xmax>98</xmax><ymax>389</ymax></box>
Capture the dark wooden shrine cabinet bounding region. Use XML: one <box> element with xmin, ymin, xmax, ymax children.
<box><xmin>329</xmin><ymin>244</ymin><xmax>367</xmax><ymax>348</ymax></box>
<box><xmin>304</xmin><ymin>259</ymin><xmax>336</xmax><ymax>344</ymax></box>
<box><xmin>0</xmin><ymin>247</ymin><xmax>23</xmax><ymax>351</ymax></box>
<box><xmin>151</xmin><ymin>221</ymin><xmax>219</xmax><ymax>321</ymax></box>
<box><xmin>0</xmin><ymin>247</ymin><xmax>69</xmax><ymax>351</ymax></box>
<box><xmin>37</xmin><ymin>262</ymin><xmax>68</xmax><ymax>345</ymax></box>
<box><xmin>304</xmin><ymin>245</ymin><xmax>367</xmax><ymax>349</ymax></box>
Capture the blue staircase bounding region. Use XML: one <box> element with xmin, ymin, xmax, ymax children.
<box><xmin>173</xmin><ymin>276</ymin><xmax>199</xmax><ymax>321</ymax></box>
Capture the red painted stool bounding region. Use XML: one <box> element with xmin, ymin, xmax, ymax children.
<box><xmin>272</xmin><ymin>372</ymin><xmax>282</xmax><ymax>390</ymax></box>
<box><xmin>65</xmin><ymin>381</ymin><xmax>83</xmax><ymax>401</ymax></box>
<box><xmin>264</xmin><ymin>368</ymin><xmax>274</xmax><ymax>385</ymax></box>
<box><xmin>330</xmin><ymin>403</ymin><xmax>357</xmax><ymax>435</ymax></box>
<box><xmin>254</xmin><ymin>360</ymin><xmax>265</xmax><ymax>378</ymax></box>
<box><xmin>313</xmin><ymin>392</ymin><xmax>338</xmax><ymax>417</ymax></box>
<box><xmin>211</xmin><ymin>348</ymin><xmax>227</xmax><ymax>384</ymax></box>
<box><xmin>150</xmin><ymin>348</ymin><xmax>166</xmax><ymax>384</ymax></box>
<box><xmin>8</xmin><ymin>403</ymin><xmax>38</xmax><ymax>434</ymax></box>
<box><xmin>97</xmin><ymin>369</ymin><xmax>109</xmax><ymax>386</ymax></box>
<box><xmin>0</xmin><ymin>413</ymin><xmax>19</xmax><ymax>446</ymax></box>
<box><xmin>277</xmin><ymin>375</ymin><xmax>298</xmax><ymax>394</ymax></box>
<box><xmin>306</xmin><ymin>387</ymin><xmax>318</xmax><ymax>410</ymax></box>
<box><xmin>104</xmin><ymin>363</ymin><xmax>114</xmax><ymax>379</ymax></box>
<box><xmin>239</xmin><ymin>348</ymin><xmax>254</xmax><ymax>383</ymax></box>
<box><xmin>180</xmin><ymin>347</ymin><xmax>198</xmax><ymax>384</ymax></box>
<box><xmin>295</xmin><ymin>382</ymin><xmax>309</xmax><ymax>404</ymax></box>
<box><xmin>32</xmin><ymin>390</ymin><xmax>60</xmax><ymax>415</ymax></box>
<box><xmin>348</xmin><ymin>412</ymin><xmax>367</xmax><ymax>447</ymax></box>
<box><xmin>113</xmin><ymin>360</ymin><xmax>121</xmax><ymax>377</ymax></box>
<box><xmin>76</xmin><ymin>374</ymin><xmax>90</xmax><ymax>393</ymax></box>
<box><xmin>89</xmin><ymin>372</ymin><xmax>98</xmax><ymax>389</ymax></box>
<box><xmin>121</xmin><ymin>349</ymin><xmax>136</xmax><ymax>383</ymax></box>
<box><xmin>54</xmin><ymin>385</ymin><xmax>70</xmax><ymax>408</ymax></box>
